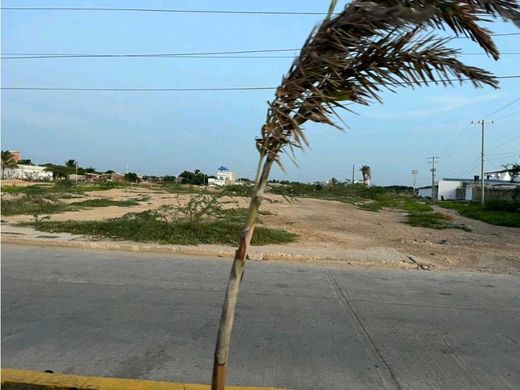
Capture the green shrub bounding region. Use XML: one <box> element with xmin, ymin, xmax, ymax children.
<box><xmin>30</xmin><ymin>209</ymin><xmax>297</xmax><ymax>246</ymax></box>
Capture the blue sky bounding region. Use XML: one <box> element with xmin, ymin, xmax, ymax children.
<box><xmin>2</xmin><ymin>0</ymin><xmax>519</xmax><ymax>186</ymax></box>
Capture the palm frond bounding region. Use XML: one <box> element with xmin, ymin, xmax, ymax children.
<box><xmin>258</xmin><ymin>0</ymin><xmax>520</xmax><ymax>166</ymax></box>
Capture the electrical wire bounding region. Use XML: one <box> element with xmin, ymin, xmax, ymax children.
<box><xmin>487</xmin><ymin>135</ymin><xmax>520</xmax><ymax>152</ymax></box>
<box><xmin>439</xmin><ymin>123</ymin><xmax>474</xmax><ymax>159</ymax></box>
<box><xmin>487</xmin><ymin>150</ymin><xmax>520</xmax><ymax>156</ymax></box>
<box><xmin>1</xmin><ymin>6</ymin><xmax>335</xmax><ymax>15</ymax></box>
<box><xmin>494</xmin><ymin>108</ymin><xmax>520</xmax><ymax>121</ymax></box>
<box><xmin>456</xmin><ymin>156</ymin><xmax>482</xmax><ymax>178</ymax></box>
<box><xmin>1</xmin><ymin>48</ymin><xmax>300</xmax><ymax>60</ymax></box>
<box><xmin>484</xmin><ymin>97</ymin><xmax>520</xmax><ymax>118</ymax></box>
<box><xmin>2</xmin><ymin>75</ymin><xmax>519</xmax><ymax>92</ymax></box>
<box><xmin>4</xmin><ymin>52</ymin><xmax>520</xmax><ymax>60</ymax></box>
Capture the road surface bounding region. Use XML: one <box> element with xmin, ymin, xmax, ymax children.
<box><xmin>2</xmin><ymin>244</ymin><xmax>519</xmax><ymax>389</ymax></box>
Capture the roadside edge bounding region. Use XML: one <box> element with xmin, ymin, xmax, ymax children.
<box><xmin>1</xmin><ymin>368</ymin><xmax>285</xmax><ymax>390</ymax></box>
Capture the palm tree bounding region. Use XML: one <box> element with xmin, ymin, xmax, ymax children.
<box><xmin>1</xmin><ymin>151</ymin><xmax>17</xmax><ymax>168</ymax></box>
<box><xmin>360</xmin><ymin>165</ymin><xmax>372</xmax><ymax>186</ymax></box>
<box><xmin>211</xmin><ymin>1</ymin><xmax>520</xmax><ymax>388</ymax></box>
<box><xmin>329</xmin><ymin>177</ymin><xmax>339</xmax><ymax>187</ymax></box>
<box><xmin>1</xmin><ymin>150</ymin><xmax>18</xmax><ymax>179</ymax></box>
<box><xmin>65</xmin><ymin>159</ymin><xmax>77</xmax><ymax>169</ymax></box>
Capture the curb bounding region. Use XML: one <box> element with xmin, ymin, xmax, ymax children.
<box><xmin>1</xmin><ymin>369</ymin><xmax>285</xmax><ymax>390</ymax></box>
<box><xmin>1</xmin><ymin>235</ymin><xmax>420</xmax><ymax>269</ymax></box>
<box><xmin>1</xmin><ymin>236</ymin><xmax>236</xmax><ymax>259</ymax></box>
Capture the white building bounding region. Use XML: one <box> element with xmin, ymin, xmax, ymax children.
<box><xmin>418</xmin><ymin>177</ymin><xmax>520</xmax><ymax>201</ymax></box>
<box><xmin>485</xmin><ymin>169</ymin><xmax>513</xmax><ymax>182</ymax></box>
<box><xmin>418</xmin><ymin>178</ymin><xmax>477</xmax><ymax>200</ymax></box>
<box><xmin>1</xmin><ymin>164</ymin><xmax>53</xmax><ymax>181</ymax></box>
<box><xmin>208</xmin><ymin>166</ymin><xmax>237</xmax><ymax>186</ymax></box>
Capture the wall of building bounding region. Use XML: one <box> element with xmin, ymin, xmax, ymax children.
<box><xmin>2</xmin><ymin>165</ymin><xmax>53</xmax><ymax>181</ymax></box>
<box><xmin>472</xmin><ymin>186</ymin><xmax>520</xmax><ymax>202</ymax></box>
<box><xmin>486</xmin><ymin>171</ymin><xmax>512</xmax><ymax>181</ymax></box>
<box><xmin>209</xmin><ymin>169</ymin><xmax>237</xmax><ymax>186</ymax></box>
<box><xmin>418</xmin><ymin>187</ymin><xmax>434</xmax><ymax>198</ymax></box>
<box><xmin>438</xmin><ymin>180</ymin><xmax>462</xmax><ymax>200</ymax></box>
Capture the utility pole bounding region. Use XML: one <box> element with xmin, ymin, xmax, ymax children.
<box><xmin>351</xmin><ymin>164</ymin><xmax>355</xmax><ymax>185</ymax></box>
<box><xmin>75</xmin><ymin>160</ymin><xmax>78</xmax><ymax>184</ymax></box>
<box><xmin>427</xmin><ymin>157</ymin><xmax>439</xmax><ymax>200</ymax></box>
<box><xmin>471</xmin><ymin>120</ymin><xmax>493</xmax><ymax>207</ymax></box>
<box><xmin>412</xmin><ymin>169</ymin><xmax>418</xmax><ymax>194</ymax></box>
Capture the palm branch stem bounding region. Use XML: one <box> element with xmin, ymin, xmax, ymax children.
<box><xmin>211</xmin><ymin>155</ymin><xmax>275</xmax><ymax>390</ymax></box>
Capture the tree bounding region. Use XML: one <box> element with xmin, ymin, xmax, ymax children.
<box><xmin>1</xmin><ymin>150</ymin><xmax>18</xmax><ymax>179</ymax></box>
<box><xmin>178</xmin><ymin>169</ymin><xmax>208</xmax><ymax>185</ymax></box>
<box><xmin>360</xmin><ymin>165</ymin><xmax>372</xmax><ymax>186</ymax></box>
<box><xmin>211</xmin><ymin>1</ymin><xmax>520</xmax><ymax>389</ymax></box>
<box><xmin>163</xmin><ymin>175</ymin><xmax>177</xmax><ymax>183</ymax></box>
<box><xmin>504</xmin><ymin>163</ymin><xmax>520</xmax><ymax>182</ymax></box>
<box><xmin>65</xmin><ymin>159</ymin><xmax>77</xmax><ymax>168</ymax></box>
<box><xmin>42</xmin><ymin>163</ymin><xmax>70</xmax><ymax>179</ymax></box>
<box><xmin>18</xmin><ymin>159</ymin><xmax>33</xmax><ymax>165</ymax></box>
<box><xmin>82</xmin><ymin>167</ymin><xmax>97</xmax><ymax>174</ymax></box>
<box><xmin>124</xmin><ymin>172</ymin><xmax>138</xmax><ymax>182</ymax></box>
<box><xmin>1</xmin><ymin>150</ymin><xmax>17</xmax><ymax>169</ymax></box>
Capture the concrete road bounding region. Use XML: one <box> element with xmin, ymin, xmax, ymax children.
<box><xmin>2</xmin><ymin>244</ymin><xmax>519</xmax><ymax>389</ymax></box>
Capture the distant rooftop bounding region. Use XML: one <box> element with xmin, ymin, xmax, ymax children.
<box><xmin>218</xmin><ymin>166</ymin><xmax>229</xmax><ymax>171</ymax></box>
<box><xmin>441</xmin><ymin>178</ymin><xmax>475</xmax><ymax>182</ymax></box>
<box><xmin>484</xmin><ymin>169</ymin><xmax>509</xmax><ymax>174</ymax></box>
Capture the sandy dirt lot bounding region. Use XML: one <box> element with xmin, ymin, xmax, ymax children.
<box><xmin>2</xmin><ymin>186</ymin><xmax>519</xmax><ymax>273</ymax></box>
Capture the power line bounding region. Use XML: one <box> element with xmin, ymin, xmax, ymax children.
<box><xmin>461</xmin><ymin>52</ymin><xmax>520</xmax><ymax>55</ymax></box>
<box><xmin>3</xmin><ymin>75</ymin><xmax>519</xmax><ymax>92</ymax></box>
<box><xmin>2</xmin><ymin>32</ymin><xmax>518</xmax><ymax>60</ymax></box>
<box><xmin>4</xmin><ymin>52</ymin><xmax>520</xmax><ymax>61</ymax></box>
<box><xmin>453</xmin><ymin>33</ymin><xmax>520</xmax><ymax>38</ymax></box>
<box><xmin>494</xmin><ymin>107</ymin><xmax>520</xmax><ymax>121</ymax></box>
<box><xmin>484</xmin><ymin>96</ymin><xmax>520</xmax><ymax>118</ymax></box>
<box><xmin>1</xmin><ymin>86</ymin><xmax>276</xmax><ymax>92</ymax></box>
<box><xmin>1</xmin><ymin>6</ymin><xmax>334</xmax><ymax>15</ymax></box>
<box><xmin>487</xmin><ymin>150</ymin><xmax>520</xmax><ymax>156</ymax></box>
<box><xmin>1</xmin><ymin>48</ymin><xmax>300</xmax><ymax>60</ymax></box>
<box><xmin>452</xmin><ymin>155</ymin><xmax>481</xmax><ymax>178</ymax></box>
<box><xmin>487</xmin><ymin>135</ymin><xmax>520</xmax><ymax>152</ymax></box>
<box><xmin>1</xmin><ymin>55</ymin><xmax>297</xmax><ymax>60</ymax></box>
<box><xmin>440</xmin><ymin>97</ymin><xmax>520</xmax><ymax>160</ymax></box>
<box><xmin>439</xmin><ymin>123</ymin><xmax>474</xmax><ymax>159</ymax></box>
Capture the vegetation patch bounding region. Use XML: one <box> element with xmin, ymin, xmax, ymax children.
<box><xmin>406</xmin><ymin>211</ymin><xmax>470</xmax><ymax>231</ymax></box>
<box><xmin>439</xmin><ymin>200</ymin><xmax>520</xmax><ymax>228</ymax></box>
<box><xmin>27</xmin><ymin>209</ymin><xmax>296</xmax><ymax>246</ymax></box>
<box><xmin>1</xmin><ymin>189</ymin><xmax>143</xmax><ymax>216</ymax></box>
<box><xmin>70</xmin><ymin>198</ymin><xmax>140</xmax><ymax>208</ymax></box>
<box><xmin>268</xmin><ymin>182</ymin><xmax>432</xmax><ymax>213</ymax></box>
<box><xmin>1</xmin><ymin>196</ymin><xmax>70</xmax><ymax>216</ymax></box>
<box><xmin>162</xmin><ymin>183</ymin><xmax>211</xmax><ymax>195</ymax></box>
<box><xmin>23</xmin><ymin>193</ymin><xmax>296</xmax><ymax>245</ymax></box>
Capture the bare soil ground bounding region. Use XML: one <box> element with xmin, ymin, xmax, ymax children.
<box><xmin>2</xmin><ymin>186</ymin><xmax>519</xmax><ymax>273</ymax></box>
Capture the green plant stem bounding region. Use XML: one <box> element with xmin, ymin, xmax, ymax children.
<box><xmin>211</xmin><ymin>156</ymin><xmax>274</xmax><ymax>390</ymax></box>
